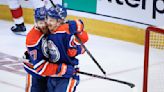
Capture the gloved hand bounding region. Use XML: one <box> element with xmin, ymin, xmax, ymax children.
<box><xmin>68</xmin><ymin>19</ymin><xmax>84</xmax><ymax>35</ymax></box>
<box><xmin>57</xmin><ymin>63</ymin><xmax>79</xmax><ymax>78</ymax></box>
<box><xmin>23</xmin><ymin>51</ymin><xmax>30</xmax><ymax>59</ymax></box>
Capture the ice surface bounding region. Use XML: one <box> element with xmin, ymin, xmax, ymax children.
<box><xmin>0</xmin><ymin>20</ymin><xmax>160</xmax><ymax>92</ymax></box>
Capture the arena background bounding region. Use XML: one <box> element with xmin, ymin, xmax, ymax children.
<box><xmin>0</xmin><ymin>0</ymin><xmax>163</xmax><ymax>45</ymax></box>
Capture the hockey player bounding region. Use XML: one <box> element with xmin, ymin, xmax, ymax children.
<box><xmin>45</xmin><ymin>4</ymin><xmax>88</xmax><ymax>92</ymax></box>
<box><xmin>24</xmin><ymin>4</ymin><xmax>77</xmax><ymax>92</ymax></box>
<box><xmin>6</xmin><ymin>0</ymin><xmax>46</xmax><ymax>34</ymax></box>
<box><xmin>24</xmin><ymin>4</ymin><xmax>88</xmax><ymax>92</ymax></box>
<box><xmin>24</xmin><ymin>6</ymin><xmax>48</xmax><ymax>92</ymax></box>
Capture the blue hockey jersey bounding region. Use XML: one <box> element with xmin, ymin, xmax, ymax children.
<box><xmin>23</xmin><ymin>21</ymin><xmax>88</xmax><ymax>78</ymax></box>
<box><xmin>24</xmin><ymin>27</ymin><xmax>61</xmax><ymax>77</ymax></box>
<box><xmin>47</xmin><ymin>23</ymin><xmax>88</xmax><ymax>66</ymax></box>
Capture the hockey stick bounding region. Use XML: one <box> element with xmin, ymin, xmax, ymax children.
<box><xmin>48</xmin><ymin>0</ymin><xmax>106</xmax><ymax>75</ymax></box>
<box><xmin>74</xmin><ymin>35</ymin><xmax>106</xmax><ymax>75</ymax></box>
<box><xmin>78</xmin><ymin>71</ymin><xmax>135</xmax><ymax>88</ymax></box>
<box><xmin>49</xmin><ymin>0</ymin><xmax>56</xmax><ymax>8</ymax></box>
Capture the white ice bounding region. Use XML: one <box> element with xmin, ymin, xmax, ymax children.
<box><xmin>0</xmin><ymin>20</ymin><xmax>162</xmax><ymax>92</ymax></box>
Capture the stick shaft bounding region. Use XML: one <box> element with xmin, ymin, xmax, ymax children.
<box><xmin>75</xmin><ymin>35</ymin><xmax>106</xmax><ymax>75</ymax></box>
<box><xmin>78</xmin><ymin>71</ymin><xmax>135</xmax><ymax>88</ymax></box>
<box><xmin>49</xmin><ymin>0</ymin><xmax>56</xmax><ymax>7</ymax></box>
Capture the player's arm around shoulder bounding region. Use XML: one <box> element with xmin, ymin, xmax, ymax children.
<box><xmin>50</xmin><ymin>23</ymin><xmax>70</xmax><ymax>34</ymax></box>
<box><xmin>26</xmin><ymin>26</ymin><xmax>44</xmax><ymax>47</ymax></box>
<box><xmin>23</xmin><ymin>59</ymin><xmax>76</xmax><ymax>78</ymax></box>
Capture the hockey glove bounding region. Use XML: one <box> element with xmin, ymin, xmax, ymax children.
<box><xmin>68</xmin><ymin>19</ymin><xmax>84</xmax><ymax>35</ymax></box>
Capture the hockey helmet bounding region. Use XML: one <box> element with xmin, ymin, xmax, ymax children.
<box><xmin>34</xmin><ymin>6</ymin><xmax>47</xmax><ymax>21</ymax></box>
<box><xmin>47</xmin><ymin>4</ymin><xmax>67</xmax><ymax>20</ymax></box>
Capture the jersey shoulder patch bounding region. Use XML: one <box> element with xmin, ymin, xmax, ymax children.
<box><xmin>26</xmin><ymin>27</ymin><xmax>44</xmax><ymax>47</ymax></box>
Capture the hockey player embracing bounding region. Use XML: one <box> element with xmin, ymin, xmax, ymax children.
<box><xmin>23</xmin><ymin>3</ymin><xmax>89</xmax><ymax>92</ymax></box>
<box><xmin>46</xmin><ymin>4</ymin><xmax>88</xmax><ymax>92</ymax></box>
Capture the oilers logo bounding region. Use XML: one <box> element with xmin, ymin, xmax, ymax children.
<box><xmin>47</xmin><ymin>40</ymin><xmax>60</xmax><ymax>63</ymax></box>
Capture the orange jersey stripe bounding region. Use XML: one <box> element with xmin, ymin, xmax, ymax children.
<box><xmin>40</xmin><ymin>62</ymin><xmax>59</xmax><ymax>76</ymax></box>
<box><xmin>67</xmin><ymin>78</ymin><xmax>76</xmax><ymax>92</ymax></box>
<box><xmin>24</xmin><ymin>61</ymin><xmax>34</xmax><ymax>69</ymax></box>
<box><xmin>57</xmin><ymin>63</ymin><xmax>67</xmax><ymax>76</ymax></box>
<box><xmin>26</xmin><ymin>74</ymin><xmax>32</xmax><ymax>92</ymax></box>
<box><xmin>35</xmin><ymin>62</ymin><xmax>46</xmax><ymax>72</ymax></box>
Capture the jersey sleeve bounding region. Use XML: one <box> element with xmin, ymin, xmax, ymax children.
<box><xmin>23</xmin><ymin>60</ymin><xmax>59</xmax><ymax>77</ymax></box>
<box><xmin>26</xmin><ymin>27</ymin><xmax>44</xmax><ymax>65</ymax></box>
<box><xmin>66</xmin><ymin>30</ymin><xmax>88</xmax><ymax>57</ymax></box>
<box><xmin>23</xmin><ymin>60</ymin><xmax>74</xmax><ymax>78</ymax></box>
<box><xmin>66</xmin><ymin>19</ymin><xmax>89</xmax><ymax>57</ymax></box>
<box><xmin>25</xmin><ymin>27</ymin><xmax>53</xmax><ymax>77</ymax></box>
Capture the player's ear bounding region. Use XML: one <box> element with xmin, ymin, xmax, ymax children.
<box><xmin>56</xmin><ymin>19</ymin><xmax>63</xmax><ymax>26</ymax></box>
<box><xmin>58</xmin><ymin>19</ymin><xmax>64</xmax><ymax>24</ymax></box>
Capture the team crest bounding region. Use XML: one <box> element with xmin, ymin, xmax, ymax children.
<box><xmin>47</xmin><ymin>40</ymin><xmax>60</xmax><ymax>63</ymax></box>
